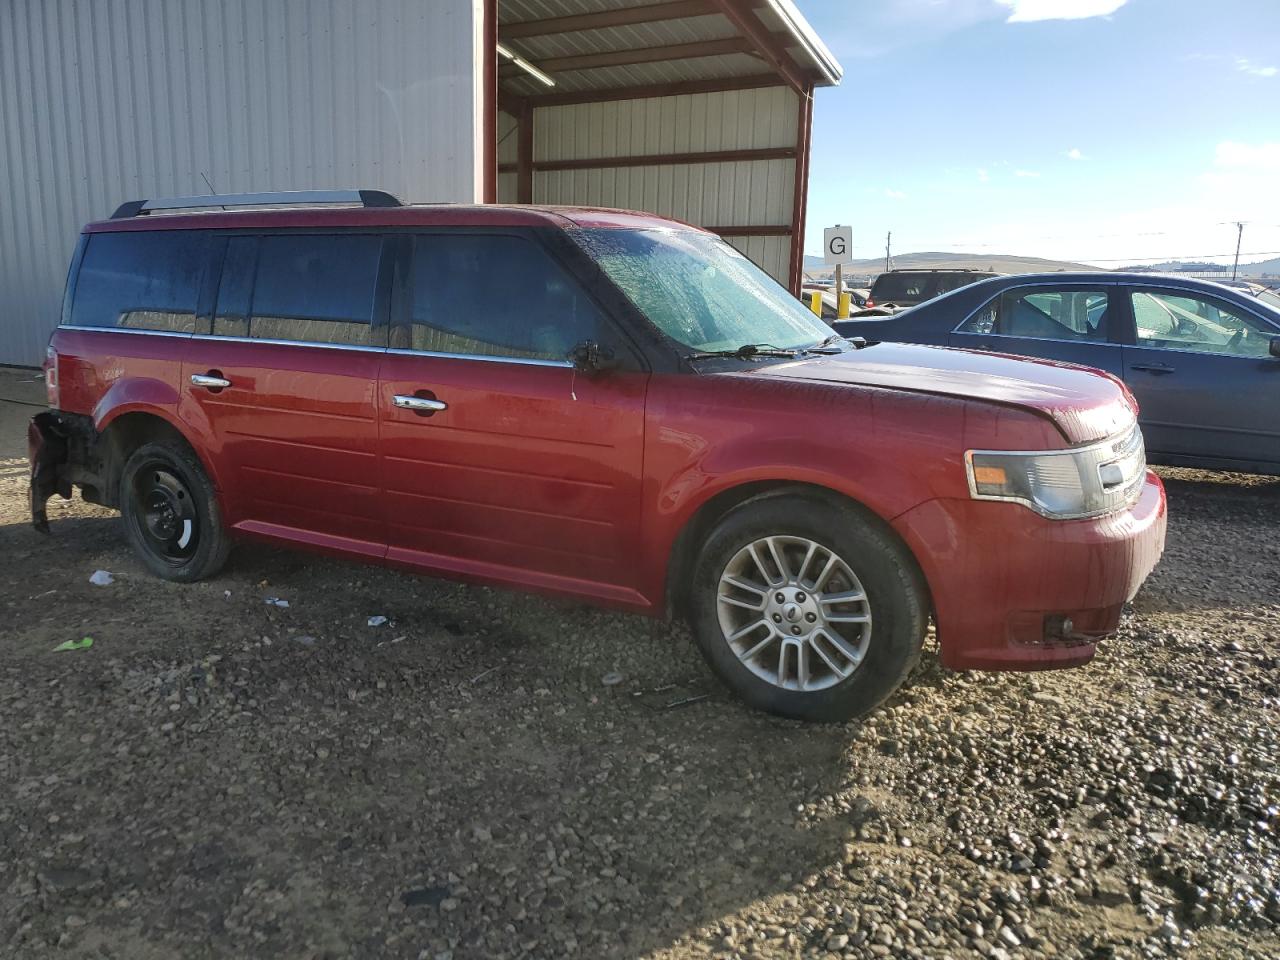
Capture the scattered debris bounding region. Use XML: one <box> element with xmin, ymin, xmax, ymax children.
<box><xmin>53</xmin><ymin>636</ymin><xmax>94</xmax><ymax>653</ymax></box>
<box><xmin>470</xmin><ymin>665</ymin><xmax>500</xmax><ymax>684</ymax></box>
<box><xmin>88</xmin><ymin>570</ymin><xmax>114</xmax><ymax>586</ymax></box>
<box><xmin>264</xmin><ymin>597</ymin><xmax>290</xmax><ymax>608</ymax></box>
<box><xmin>223</xmin><ymin>590</ymin><xmax>232</xmax><ymax>599</ymax></box>
<box><xmin>665</xmin><ymin>693</ymin><xmax>711</xmax><ymax>709</ymax></box>
<box><xmin>367</xmin><ymin>615</ymin><xmax>388</xmax><ymax>627</ymax></box>
<box><xmin>601</xmin><ymin>671</ymin><xmax>624</xmax><ymax>686</ymax></box>
<box><xmin>294</xmin><ymin>636</ymin><xmax>318</xmax><ymax>647</ymax></box>
<box><xmin>401</xmin><ymin>886</ymin><xmax>451</xmax><ymax>908</ymax></box>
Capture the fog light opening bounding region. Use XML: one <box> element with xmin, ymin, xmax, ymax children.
<box><xmin>1044</xmin><ymin>614</ymin><xmax>1075</xmax><ymax>641</ymax></box>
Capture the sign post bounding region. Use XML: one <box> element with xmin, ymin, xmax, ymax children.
<box><xmin>823</xmin><ymin>225</ymin><xmax>854</xmax><ymax>320</ymax></box>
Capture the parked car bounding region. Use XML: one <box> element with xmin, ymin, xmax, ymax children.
<box><xmin>30</xmin><ymin>192</ymin><xmax>1166</xmax><ymax>721</ymax></box>
<box><xmin>863</xmin><ymin>268</ymin><xmax>1000</xmax><ymax>310</ymax></box>
<box><xmin>1213</xmin><ymin>278</ymin><xmax>1280</xmax><ymax>312</ymax></box>
<box><xmin>836</xmin><ymin>272</ymin><xmax>1280</xmax><ymax>475</ymax></box>
<box><xmin>800</xmin><ymin>285</ymin><xmax>868</xmax><ymax>321</ymax></box>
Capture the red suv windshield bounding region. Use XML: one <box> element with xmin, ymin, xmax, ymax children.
<box><xmin>573</xmin><ymin>228</ymin><xmax>832</xmax><ymax>353</ymax></box>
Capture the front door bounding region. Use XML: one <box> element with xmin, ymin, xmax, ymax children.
<box><xmin>179</xmin><ymin>233</ymin><xmax>390</xmax><ymax>559</ymax></box>
<box><xmin>949</xmin><ymin>284</ymin><xmax>1122</xmax><ymax>374</ymax></box>
<box><xmin>378</xmin><ymin>232</ymin><xmax>649</xmax><ymax>607</ymax></box>
<box><xmin>1120</xmin><ymin>287</ymin><xmax>1280</xmax><ymax>468</ymax></box>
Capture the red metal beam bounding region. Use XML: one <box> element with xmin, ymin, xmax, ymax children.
<box><xmin>528</xmin><ymin>73</ymin><xmax>784</xmax><ymax>107</ymax></box>
<box><xmin>787</xmin><ymin>83</ymin><xmax>814</xmax><ymax>295</ymax></box>
<box><xmin>710</xmin><ymin>225</ymin><xmax>792</xmax><ymax>236</ymax></box>
<box><xmin>500</xmin><ymin>0</ymin><xmax>714</xmax><ymax>39</ymax></box>
<box><xmin>482</xmin><ymin>0</ymin><xmax>498</xmax><ymax>203</ymax></box>
<box><xmin>498</xmin><ymin>36</ymin><xmax>754</xmax><ymax>76</ymax></box>
<box><xmin>529</xmin><ymin>146</ymin><xmax>795</xmax><ymax>173</ymax></box>
<box><xmin>517</xmin><ymin>102</ymin><xmax>534</xmax><ymax>204</ymax></box>
<box><xmin>709</xmin><ymin>0</ymin><xmax>807</xmax><ymax>94</ymax></box>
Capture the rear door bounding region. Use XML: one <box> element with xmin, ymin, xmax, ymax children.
<box><xmin>949</xmin><ymin>283</ymin><xmax>1122</xmax><ymax>374</ymax></box>
<box><xmin>1120</xmin><ymin>287</ymin><xmax>1280</xmax><ymax>468</ymax></box>
<box><xmin>377</xmin><ymin>231</ymin><xmax>650</xmax><ymax>607</ymax></box>
<box><xmin>179</xmin><ymin>232</ymin><xmax>390</xmax><ymax>559</ymax></box>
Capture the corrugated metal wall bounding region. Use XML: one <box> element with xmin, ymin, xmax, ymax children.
<box><xmin>496</xmin><ymin>110</ymin><xmax>520</xmax><ymax>204</ymax></box>
<box><xmin>0</xmin><ymin>0</ymin><xmax>484</xmax><ymax>367</ymax></box>
<box><xmin>531</xmin><ymin>86</ymin><xmax>798</xmax><ymax>284</ymax></box>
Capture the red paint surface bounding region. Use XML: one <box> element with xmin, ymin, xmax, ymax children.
<box><xmin>48</xmin><ymin>208</ymin><xmax>1169</xmax><ymax>672</ymax></box>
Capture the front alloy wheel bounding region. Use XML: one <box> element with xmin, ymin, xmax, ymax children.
<box><xmin>717</xmin><ymin>536</ymin><xmax>871</xmax><ymax>692</ymax></box>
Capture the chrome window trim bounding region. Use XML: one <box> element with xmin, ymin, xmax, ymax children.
<box><xmin>387</xmin><ymin>347</ymin><xmax>573</xmax><ymax>369</ymax></box>
<box><xmin>59</xmin><ymin>324</ymin><xmax>195</xmax><ymax>339</ymax></box>
<box><xmin>963</xmin><ymin>423</ymin><xmax>1145</xmax><ymax>521</ymax></box>
<box><xmin>191</xmin><ymin>334</ymin><xmax>386</xmax><ymax>353</ymax></box>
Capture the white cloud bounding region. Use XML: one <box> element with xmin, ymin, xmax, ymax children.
<box><xmin>884</xmin><ymin>188</ymin><xmax>907</xmax><ymax>199</ymax></box>
<box><xmin>977</xmin><ymin>168</ymin><xmax>990</xmax><ymax>183</ymax></box>
<box><xmin>997</xmin><ymin>0</ymin><xmax>1127</xmax><ymax>23</ymax></box>
<box><xmin>1066</xmin><ymin>147</ymin><xmax>1085</xmax><ymax>160</ymax></box>
<box><xmin>1014</xmin><ymin>169</ymin><xmax>1041</xmax><ymax>178</ymax></box>
<box><xmin>1236</xmin><ymin>58</ymin><xmax>1278</xmax><ymax>78</ymax></box>
<box><xmin>1214</xmin><ymin>141</ymin><xmax>1280</xmax><ymax>170</ymax></box>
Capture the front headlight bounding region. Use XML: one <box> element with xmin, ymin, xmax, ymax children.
<box><xmin>965</xmin><ymin>425</ymin><xmax>1146</xmax><ymax>520</ymax></box>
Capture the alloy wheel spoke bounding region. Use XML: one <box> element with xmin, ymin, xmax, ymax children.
<box><xmin>809</xmin><ymin>632</ymin><xmax>854</xmax><ymax>678</ymax></box>
<box><xmin>826</xmin><ymin>611</ymin><xmax>870</xmax><ymax>624</ymax></box>
<box><xmin>819</xmin><ymin>589</ymin><xmax>866</xmax><ymax>605</ymax></box>
<box><xmin>766</xmin><ymin>537</ymin><xmax>791</xmax><ymax>584</ymax></box>
<box><xmin>795</xmin><ymin>541</ymin><xmax>818</xmax><ymax>585</ymax></box>
<box><xmin>739</xmin><ymin>630</ymin><xmax>778</xmax><ymax>662</ymax></box>
<box><xmin>816</xmin><ymin>627</ymin><xmax>865</xmax><ymax>669</ymax></box>
<box><xmin>727</xmin><ymin>618</ymin><xmax>770</xmax><ymax>644</ymax></box>
<box><xmin>721</xmin><ymin>574</ymin><xmax>768</xmax><ymax>598</ymax></box>
<box><xmin>747</xmin><ymin>543</ymin><xmax>783</xmax><ymax>587</ymax></box>
<box><xmin>719</xmin><ymin>593</ymin><xmax>766</xmax><ymax>612</ymax></box>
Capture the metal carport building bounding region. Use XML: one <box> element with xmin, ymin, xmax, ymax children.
<box><xmin>0</xmin><ymin>0</ymin><xmax>841</xmax><ymax>367</ymax></box>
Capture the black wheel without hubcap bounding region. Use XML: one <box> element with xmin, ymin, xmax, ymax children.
<box><xmin>688</xmin><ymin>494</ymin><xmax>928</xmax><ymax>722</ymax></box>
<box><xmin>119</xmin><ymin>439</ymin><xmax>231</xmax><ymax>582</ymax></box>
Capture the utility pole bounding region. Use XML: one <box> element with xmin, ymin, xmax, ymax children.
<box><xmin>884</xmin><ymin>231</ymin><xmax>892</xmax><ymax>272</ymax></box>
<box><xmin>1231</xmin><ymin>221</ymin><xmax>1245</xmax><ymax>281</ymax></box>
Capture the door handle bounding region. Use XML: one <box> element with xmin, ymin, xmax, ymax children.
<box><xmin>393</xmin><ymin>394</ymin><xmax>448</xmax><ymax>413</ymax></box>
<box><xmin>1130</xmin><ymin>363</ymin><xmax>1174</xmax><ymax>375</ymax></box>
<box><xmin>190</xmin><ymin>373</ymin><xmax>232</xmax><ymax>389</ymax></box>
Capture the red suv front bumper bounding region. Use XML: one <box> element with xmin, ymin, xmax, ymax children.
<box><xmin>893</xmin><ymin>470</ymin><xmax>1167</xmax><ymax>671</ymax></box>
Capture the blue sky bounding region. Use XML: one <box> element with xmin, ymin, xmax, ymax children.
<box><xmin>799</xmin><ymin>0</ymin><xmax>1280</xmax><ymax>265</ymax></box>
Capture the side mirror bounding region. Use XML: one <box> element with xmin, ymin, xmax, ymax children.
<box><xmin>1271</xmin><ymin>337</ymin><xmax>1280</xmax><ymax>359</ymax></box>
<box><xmin>568</xmin><ymin>340</ymin><xmax>617</xmax><ymax>374</ymax></box>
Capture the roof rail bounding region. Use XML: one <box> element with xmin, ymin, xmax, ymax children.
<box><xmin>109</xmin><ymin>189</ymin><xmax>402</xmax><ymax>219</ymax></box>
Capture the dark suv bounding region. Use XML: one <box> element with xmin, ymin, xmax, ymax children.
<box><xmin>30</xmin><ymin>190</ymin><xmax>1165</xmax><ymax>721</ymax></box>
<box><xmin>865</xmin><ymin>268</ymin><xmax>1000</xmax><ymax>310</ymax></box>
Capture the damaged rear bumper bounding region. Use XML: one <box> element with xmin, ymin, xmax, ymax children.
<box><xmin>29</xmin><ymin>412</ymin><xmax>71</xmax><ymax>533</ymax></box>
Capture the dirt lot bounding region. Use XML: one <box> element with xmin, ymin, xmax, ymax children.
<box><xmin>1</xmin><ymin>381</ymin><xmax>1278</xmax><ymax>959</ymax></box>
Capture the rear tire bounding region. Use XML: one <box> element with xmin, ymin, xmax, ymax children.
<box><xmin>119</xmin><ymin>439</ymin><xmax>230</xmax><ymax>582</ymax></box>
<box><xmin>688</xmin><ymin>494</ymin><xmax>927</xmax><ymax>722</ymax></box>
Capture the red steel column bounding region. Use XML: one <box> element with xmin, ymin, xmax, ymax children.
<box><xmin>517</xmin><ymin>102</ymin><xmax>534</xmax><ymax>203</ymax></box>
<box><xmin>482</xmin><ymin>0</ymin><xmax>498</xmax><ymax>203</ymax></box>
<box><xmin>788</xmin><ymin>82</ymin><xmax>814</xmax><ymax>295</ymax></box>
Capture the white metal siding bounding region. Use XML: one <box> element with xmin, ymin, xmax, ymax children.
<box><xmin>530</xmin><ymin>86</ymin><xmax>798</xmax><ymax>284</ymax></box>
<box><xmin>0</xmin><ymin>0</ymin><xmax>484</xmax><ymax>367</ymax></box>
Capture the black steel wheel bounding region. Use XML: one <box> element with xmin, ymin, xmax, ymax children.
<box><xmin>119</xmin><ymin>439</ymin><xmax>230</xmax><ymax>582</ymax></box>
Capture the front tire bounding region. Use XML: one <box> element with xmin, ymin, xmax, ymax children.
<box><xmin>119</xmin><ymin>439</ymin><xmax>230</xmax><ymax>582</ymax></box>
<box><xmin>688</xmin><ymin>494</ymin><xmax>927</xmax><ymax>722</ymax></box>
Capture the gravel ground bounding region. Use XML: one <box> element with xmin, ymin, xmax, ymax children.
<box><xmin>1</xmin><ymin>393</ymin><xmax>1278</xmax><ymax>959</ymax></box>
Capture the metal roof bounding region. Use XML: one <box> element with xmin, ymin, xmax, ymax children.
<box><xmin>498</xmin><ymin>0</ymin><xmax>842</xmax><ymax>100</ymax></box>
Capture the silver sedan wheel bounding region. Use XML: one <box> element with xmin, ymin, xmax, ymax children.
<box><xmin>715</xmin><ymin>535</ymin><xmax>872</xmax><ymax>692</ymax></box>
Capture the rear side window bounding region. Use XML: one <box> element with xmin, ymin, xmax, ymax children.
<box><xmin>959</xmin><ymin>288</ymin><xmax>1110</xmax><ymax>341</ymax></box>
<box><xmin>70</xmin><ymin>231</ymin><xmax>207</xmax><ymax>332</ymax></box>
<box><xmin>213</xmin><ymin>235</ymin><xmax>383</xmax><ymax>346</ymax></box>
<box><xmin>405</xmin><ymin>235</ymin><xmax>602</xmax><ymax>361</ymax></box>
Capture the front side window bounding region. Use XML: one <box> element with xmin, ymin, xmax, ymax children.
<box><xmin>574</xmin><ymin>229</ymin><xmax>831</xmax><ymax>353</ymax></box>
<box><xmin>212</xmin><ymin>234</ymin><xmax>382</xmax><ymax>345</ymax></box>
<box><xmin>959</xmin><ymin>288</ymin><xmax>1109</xmax><ymax>341</ymax></box>
<box><xmin>406</xmin><ymin>235</ymin><xmax>603</xmax><ymax>361</ymax></box>
<box><xmin>70</xmin><ymin>231</ymin><xmax>207</xmax><ymax>332</ymax></box>
<box><xmin>1131</xmin><ymin>290</ymin><xmax>1277</xmax><ymax>358</ymax></box>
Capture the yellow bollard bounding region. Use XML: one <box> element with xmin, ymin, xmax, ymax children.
<box><xmin>808</xmin><ymin>291</ymin><xmax>823</xmax><ymax>316</ymax></box>
<box><xmin>838</xmin><ymin>292</ymin><xmax>852</xmax><ymax>319</ymax></box>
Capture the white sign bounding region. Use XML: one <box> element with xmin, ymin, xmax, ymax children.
<box><xmin>823</xmin><ymin>225</ymin><xmax>853</xmax><ymax>265</ymax></box>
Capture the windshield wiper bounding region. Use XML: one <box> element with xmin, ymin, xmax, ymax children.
<box><xmin>685</xmin><ymin>343</ymin><xmax>803</xmax><ymax>362</ymax></box>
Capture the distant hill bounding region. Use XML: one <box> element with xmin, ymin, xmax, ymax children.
<box><xmin>1238</xmin><ymin>257</ymin><xmax>1280</xmax><ymax>278</ymax></box>
<box><xmin>803</xmin><ymin>251</ymin><xmax>1101</xmax><ymax>280</ymax></box>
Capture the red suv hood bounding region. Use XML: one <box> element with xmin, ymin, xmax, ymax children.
<box><xmin>748</xmin><ymin>343</ymin><xmax>1133</xmax><ymax>445</ymax></box>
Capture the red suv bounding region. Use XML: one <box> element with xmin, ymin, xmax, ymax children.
<box><xmin>30</xmin><ymin>191</ymin><xmax>1167</xmax><ymax>721</ymax></box>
